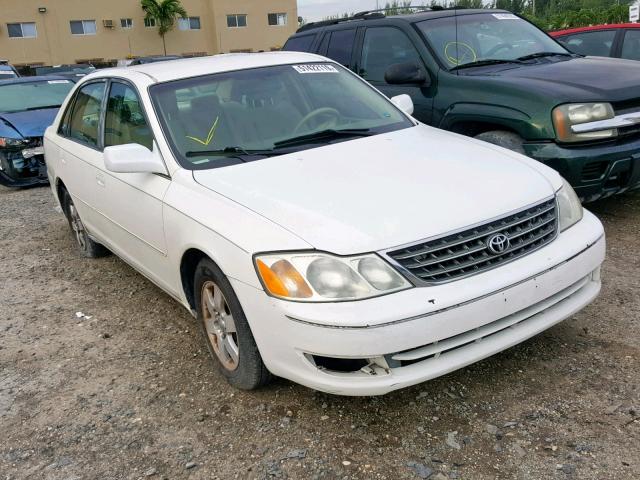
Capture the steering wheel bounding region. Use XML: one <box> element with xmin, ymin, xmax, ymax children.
<box><xmin>293</xmin><ymin>108</ymin><xmax>340</xmax><ymax>135</ymax></box>
<box><xmin>485</xmin><ymin>43</ymin><xmax>513</xmax><ymax>57</ymax></box>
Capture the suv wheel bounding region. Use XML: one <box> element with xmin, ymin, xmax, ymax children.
<box><xmin>194</xmin><ymin>258</ymin><xmax>272</xmax><ymax>390</ymax></box>
<box><xmin>475</xmin><ymin>130</ymin><xmax>525</xmax><ymax>155</ymax></box>
<box><xmin>61</xmin><ymin>190</ymin><xmax>109</xmax><ymax>258</ymax></box>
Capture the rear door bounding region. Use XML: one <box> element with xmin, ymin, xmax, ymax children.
<box><xmin>56</xmin><ymin>80</ymin><xmax>108</xmax><ymax>238</ymax></box>
<box><xmin>316</xmin><ymin>28</ymin><xmax>358</xmax><ymax>70</ymax></box>
<box><xmin>357</xmin><ymin>25</ymin><xmax>434</xmax><ymax>123</ymax></box>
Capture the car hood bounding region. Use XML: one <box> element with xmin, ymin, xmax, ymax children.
<box><xmin>0</xmin><ymin>107</ymin><xmax>60</xmax><ymax>139</ymax></box>
<box><xmin>193</xmin><ymin>126</ymin><xmax>559</xmax><ymax>254</ymax></box>
<box><xmin>476</xmin><ymin>56</ymin><xmax>640</xmax><ymax>102</ymax></box>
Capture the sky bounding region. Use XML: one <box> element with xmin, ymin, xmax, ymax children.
<box><xmin>298</xmin><ymin>0</ymin><xmax>388</xmax><ymax>22</ymax></box>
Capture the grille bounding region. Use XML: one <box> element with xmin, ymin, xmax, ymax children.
<box><xmin>581</xmin><ymin>161</ymin><xmax>608</xmax><ymax>181</ymax></box>
<box><xmin>386</xmin><ymin>198</ymin><xmax>558</xmax><ymax>284</ymax></box>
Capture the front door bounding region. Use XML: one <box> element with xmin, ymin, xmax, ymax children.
<box><xmin>358</xmin><ymin>26</ymin><xmax>435</xmax><ymax>124</ymax></box>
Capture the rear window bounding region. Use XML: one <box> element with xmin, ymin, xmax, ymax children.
<box><xmin>283</xmin><ymin>34</ymin><xmax>316</xmax><ymax>52</ymax></box>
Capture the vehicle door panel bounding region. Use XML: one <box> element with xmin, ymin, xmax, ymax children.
<box><xmin>358</xmin><ymin>26</ymin><xmax>434</xmax><ymax>123</ymax></box>
<box><xmin>56</xmin><ymin>81</ymin><xmax>108</xmax><ymax>241</ymax></box>
<box><xmin>96</xmin><ymin>80</ymin><xmax>173</xmax><ymax>290</ymax></box>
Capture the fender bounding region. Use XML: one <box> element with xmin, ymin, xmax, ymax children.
<box><xmin>438</xmin><ymin>102</ymin><xmax>553</xmax><ymax>140</ymax></box>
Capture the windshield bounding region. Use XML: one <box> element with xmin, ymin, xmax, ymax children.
<box><xmin>0</xmin><ymin>68</ymin><xmax>18</xmax><ymax>79</ymax></box>
<box><xmin>150</xmin><ymin>63</ymin><xmax>413</xmax><ymax>169</ymax></box>
<box><xmin>0</xmin><ymin>80</ymin><xmax>74</xmax><ymax>113</ymax></box>
<box><xmin>35</xmin><ymin>65</ymin><xmax>95</xmax><ymax>76</ymax></box>
<box><xmin>416</xmin><ymin>13</ymin><xmax>568</xmax><ymax>69</ymax></box>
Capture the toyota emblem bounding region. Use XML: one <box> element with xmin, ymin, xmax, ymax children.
<box><xmin>487</xmin><ymin>233</ymin><xmax>510</xmax><ymax>255</ymax></box>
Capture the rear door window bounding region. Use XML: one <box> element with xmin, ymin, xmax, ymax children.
<box><xmin>325</xmin><ymin>29</ymin><xmax>357</xmax><ymax>67</ymax></box>
<box><xmin>360</xmin><ymin>27</ymin><xmax>422</xmax><ymax>82</ymax></box>
<box><xmin>68</xmin><ymin>82</ymin><xmax>106</xmax><ymax>148</ymax></box>
<box><xmin>557</xmin><ymin>30</ymin><xmax>616</xmax><ymax>57</ymax></box>
<box><xmin>621</xmin><ymin>29</ymin><xmax>640</xmax><ymax>61</ymax></box>
<box><xmin>283</xmin><ymin>34</ymin><xmax>316</xmax><ymax>52</ymax></box>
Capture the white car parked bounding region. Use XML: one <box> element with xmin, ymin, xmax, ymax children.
<box><xmin>44</xmin><ymin>52</ymin><xmax>605</xmax><ymax>396</ymax></box>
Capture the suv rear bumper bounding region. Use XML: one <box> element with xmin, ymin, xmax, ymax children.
<box><xmin>524</xmin><ymin>137</ymin><xmax>640</xmax><ymax>202</ymax></box>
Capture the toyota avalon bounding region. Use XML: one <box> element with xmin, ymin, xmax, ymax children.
<box><xmin>44</xmin><ymin>53</ymin><xmax>605</xmax><ymax>395</ymax></box>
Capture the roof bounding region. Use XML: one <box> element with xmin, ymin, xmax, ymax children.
<box><xmin>550</xmin><ymin>23</ymin><xmax>640</xmax><ymax>36</ymax></box>
<box><xmin>82</xmin><ymin>51</ymin><xmax>328</xmax><ymax>83</ymax></box>
<box><xmin>296</xmin><ymin>8</ymin><xmax>507</xmax><ymax>33</ymax></box>
<box><xmin>0</xmin><ymin>75</ymin><xmax>75</xmax><ymax>85</ymax></box>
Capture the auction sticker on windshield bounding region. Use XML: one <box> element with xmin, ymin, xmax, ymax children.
<box><xmin>492</xmin><ymin>13</ymin><xmax>519</xmax><ymax>19</ymax></box>
<box><xmin>292</xmin><ymin>64</ymin><xmax>339</xmax><ymax>73</ymax></box>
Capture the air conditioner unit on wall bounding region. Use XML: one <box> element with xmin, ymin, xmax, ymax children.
<box><xmin>103</xmin><ymin>19</ymin><xmax>114</xmax><ymax>28</ymax></box>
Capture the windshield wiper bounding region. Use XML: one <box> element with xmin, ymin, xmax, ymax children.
<box><xmin>185</xmin><ymin>146</ymin><xmax>277</xmax><ymax>158</ymax></box>
<box><xmin>450</xmin><ymin>59</ymin><xmax>524</xmax><ymax>71</ymax></box>
<box><xmin>516</xmin><ymin>52</ymin><xmax>574</xmax><ymax>61</ymax></box>
<box><xmin>24</xmin><ymin>105</ymin><xmax>61</xmax><ymax>111</ymax></box>
<box><xmin>273</xmin><ymin>128</ymin><xmax>373</xmax><ymax>149</ymax></box>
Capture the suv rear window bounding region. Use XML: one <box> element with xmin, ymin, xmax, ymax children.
<box><xmin>283</xmin><ymin>34</ymin><xmax>316</xmax><ymax>52</ymax></box>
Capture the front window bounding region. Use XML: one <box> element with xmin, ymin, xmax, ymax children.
<box><xmin>268</xmin><ymin>13</ymin><xmax>287</xmax><ymax>26</ymax></box>
<box><xmin>227</xmin><ymin>14</ymin><xmax>247</xmax><ymax>28</ymax></box>
<box><xmin>416</xmin><ymin>13</ymin><xmax>568</xmax><ymax>69</ymax></box>
<box><xmin>150</xmin><ymin>63</ymin><xmax>413</xmax><ymax>169</ymax></box>
<box><xmin>35</xmin><ymin>64</ymin><xmax>96</xmax><ymax>76</ymax></box>
<box><xmin>178</xmin><ymin>17</ymin><xmax>201</xmax><ymax>30</ymax></box>
<box><xmin>7</xmin><ymin>22</ymin><xmax>37</xmax><ymax>38</ymax></box>
<box><xmin>0</xmin><ymin>79</ymin><xmax>74</xmax><ymax>113</ymax></box>
<box><xmin>70</xmin><ymin>20</ymin><xmax>97</xmax><ymax>35</ymax></box>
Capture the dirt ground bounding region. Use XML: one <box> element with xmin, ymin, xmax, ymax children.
<box><xmin>0</xmin><ymin>184</ymin><xmax>638</xmax><ymax>480</ymax></box>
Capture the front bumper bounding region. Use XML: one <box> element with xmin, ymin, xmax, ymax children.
<box><xmin>524</xmin><ymin>136</ymin><xmax>640</xmax><ymax>202</ymax></box>
<box><xmin>233</xmin><ymin>211</ymin><xmax>605</xmax><ymax>396</ymax></box>
<box><xmin>0</xmin><ymin>144</ymin><xmax>48</xmax><ymax>188</ymax></box>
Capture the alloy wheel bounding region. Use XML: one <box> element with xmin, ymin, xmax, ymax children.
<box><xmin>201</xmin><ymin>280</ymin><xmax>239</xmax><ymax>371</ymax></box>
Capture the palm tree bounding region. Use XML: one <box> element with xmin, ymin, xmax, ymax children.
<box><xmin>141</xmin><ymin>0</ymin><xmax>187</xmax><ymax>55</ymax></box>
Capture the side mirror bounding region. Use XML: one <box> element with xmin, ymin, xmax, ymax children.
<box><xmin>104</xmin><ymin>143</ymin><xmax>167</xmax><ymax>175</ymax></box>
<box><xmin>384</xmin><ymin>62</ymin><xmax>430</xmax><ymax>86</ymax></box>
<box><xmin>391</xmin><ymin>94</ymin><xmax>414</xmax><ymax>116</ymax></box>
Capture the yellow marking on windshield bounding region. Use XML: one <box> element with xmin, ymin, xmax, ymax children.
<box><xmin>444</xmin><ymin>41</ymin><xmax>477</xmax><ymax>65</ymax></box>
<box><xmin>186</xmin><ymin>116</ymin><xmax>220</xmax><ymax>145</ymax></box>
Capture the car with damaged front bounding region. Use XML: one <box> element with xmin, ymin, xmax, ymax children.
<box><xmin>0</xmin><ymin>76</ymin><xmax>75</xmax><ymax>187</ymax></box>
<box><xmin>44</xmin><ymin>53</ymin><xmax>604</xmax><ymax>396</ymax></box>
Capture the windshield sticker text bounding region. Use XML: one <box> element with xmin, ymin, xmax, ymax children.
<box><xmin>292</xmin><ymin>64</ymin><xmax>339</xmax><ymax>74</ymax></box>
<box><xmin>492</xmin><ymin>13</ymin><xmax>519</xmax><ymax>20</ymax></box>
<box><xmin>47</xmin><ymin>80</ymin><xmax>71</xmax><ymax>84</ymax></box>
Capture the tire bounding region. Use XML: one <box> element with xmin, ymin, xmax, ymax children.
<box><xmin>194</xmin><ymin>258</ymin><xmax>271</xmax><ymax>390</ymax></box>
<box><xmin>475</xmin><ymin>130</ymin><xmax>526</xmax><ymax>155</ymax></box>
<box><xmin>60</xmin><ymin>189</ymin><xmax>109</xmax><ymax>258</ymax></box>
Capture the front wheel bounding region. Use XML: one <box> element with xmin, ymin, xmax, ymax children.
<box><xmin>475</xmin><ymin>130</ymin><xmax>525</xmax><ymax>155</ymax></box>
<box><xmin>194</xmin><ymin>258</ymin><xmax>271</xmax><ymax>390</ymax></box>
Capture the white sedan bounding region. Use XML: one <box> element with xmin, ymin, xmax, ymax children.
<box><xmin>44</xmin><ymin>52</ymin><xmax>605</xmax><ymax>396</ymax></box>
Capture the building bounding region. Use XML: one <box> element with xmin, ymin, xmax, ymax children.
<box><xmin>0</xmin><ymin>0</ymin><xmax>298</xmax><ymax>67</ymax></box>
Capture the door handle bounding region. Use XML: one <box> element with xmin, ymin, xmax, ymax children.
<box><xmin>96</xmin><ymin>173</ymin><xmax>105</xmax><ymax>187</ymax></box>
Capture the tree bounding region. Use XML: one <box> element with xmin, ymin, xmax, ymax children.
<box><xmin>141</xmin><ymin>0</ymin><xmax>187</xmax><ymax>55</ymax></box>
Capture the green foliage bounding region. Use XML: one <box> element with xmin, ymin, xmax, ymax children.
<box><xmin>141</xmin><ymin>0</ymin><xmax>187</xmax><ymax>53</ymax></box>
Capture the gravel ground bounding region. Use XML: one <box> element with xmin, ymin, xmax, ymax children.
<box><xmin>0</xmin><ymin>185</ymin><xmax>638</xmax><ymax>480</ymax></box>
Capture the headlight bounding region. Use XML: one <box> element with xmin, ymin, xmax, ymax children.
<box><xmin>254</xmin><ymin>252</ymin><xmax>412</xmax><ymax>302</ymax></box>
<box><xmin>552</xmin><ymin>103</ymin><xmax>616</xmax><ymax>142</ymax></box>
<box><xmin>556</xmin><ymin>179</ymin><xmax>583</xmax><ymax>231</ymax></box>
<box><xmin>0</xmin><ymin>137</ymin><xmax>27</xmax><ymax>148</ymax></box>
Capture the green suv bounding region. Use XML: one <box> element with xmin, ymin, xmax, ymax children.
<box><xmin>284</xmin><ymin>8</ymin><xmax>640</xmax><ymax>202</ymax></box>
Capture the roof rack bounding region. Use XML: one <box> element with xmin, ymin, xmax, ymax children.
<box><xmin>296</xmin><ymin>5</ymin><xmax>468</xmax><ymax>33</ymax></box>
